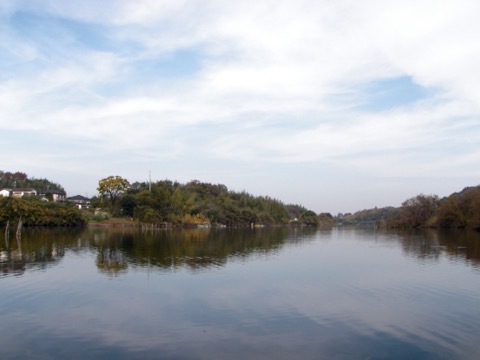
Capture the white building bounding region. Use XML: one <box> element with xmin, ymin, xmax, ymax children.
<box><xmin>0</xmin><ymin>189</ymin><xmax>11</xmax><ymax>197</ymax></box>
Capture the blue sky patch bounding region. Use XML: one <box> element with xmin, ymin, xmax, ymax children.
<box><xmin>132</xmin><ymin>48</ymin><xmax>203</xmax><ymax>80</ymax></box>
<box><xmin>10</xmin><ymin>11</ymin><xmax>115</xmax><ymax>52</ymax></box>
<box><xmin>358</xmin><ymin>76</ymin><xmax>433</xmax><ymax>111</ymax></box>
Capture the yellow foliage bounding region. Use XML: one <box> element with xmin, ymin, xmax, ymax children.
<box><xmin>182</xmin><ymin>213</ymin><xmax>210</xmax><ymax>225</ymax></box>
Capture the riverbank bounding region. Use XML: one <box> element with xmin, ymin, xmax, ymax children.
<box><xmin>87</xmin><ymin>218</ymin><xmax>139</xmax><ymax>228</ymax></box>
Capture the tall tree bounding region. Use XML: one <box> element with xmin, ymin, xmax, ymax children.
<box><xmin>401</xmin><ymin>194</ymin><xmax>439</xmax><ymax>227</ymax></box>
<box><xmin>97</xmin><ymin>176</ymin><xmax>130</xmax><ymax>216</ymax></box>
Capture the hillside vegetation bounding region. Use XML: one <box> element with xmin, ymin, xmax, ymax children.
<box><xmin>0</xmin><ymin>171</ymin><xmax>64</xmax><ymax>192</ymax></box>
<box><xmin>336</xmin><ymin>186</ymin><xmax>480</xmax><ymax>230</ymax></box>
<box><xmin>5</xmin><ymin>169</ymin><xmax>480</xmax><ymax>231</ymax></box>
<box><xmin>94</xmin><ymin>178</ymin><xmax>327</xmax><ymax>227</ymax></box>
<box><xmin>0</xmin><ymin>170</ymin><xmax>83</xmax><ymax>227</ymax></box>
<box><xmin>0</xmin><ymin>197</ymin><xmax>85</xmax><ymax>227</ymax></box>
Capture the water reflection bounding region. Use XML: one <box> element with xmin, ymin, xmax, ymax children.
<box><xmin>394</xmin><ymin>229</ymin><xmax>480</xmax><ymax>268</ymax></box>
<box><xmin>0</xmin><ymin>228</ymin><xmax>83</xmax><ymax>276</ymax></box>
<box><xmin>0</xmin><ymin>227</ymin><xmax>319</xmax><ymax>277</ymax></box>
<box><xmin>2</xmin><ymin>227</ymin><xmax>480</xmax><ymax>277</ymax></box>
<box><xmin>87</xmin><ymin>227</ymin><xmax>318</xmax><ymax>275</ymax></box>
<box><xmin>1</xmin><ymin>227</ymin><xmax>480</xmax><ymax>359</ymax></box>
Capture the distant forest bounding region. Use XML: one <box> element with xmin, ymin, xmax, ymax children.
<box><xmin>0</xmin><ymin>171</ymin><xmax>64</xmax><ymax>192</ymax></box>
<box><xmin>337</xmin><ymin>186</ymin><xmax>480</xmax><ymax>230</ymax></box>
<box><xmin>2</xmin><ymin>169</ymin><xmax>480</xmax><ymax>230</ymax></box>
<box><xmin>96</xmin><ymin>176</ymin><xmax>480</xmax><ymax>230</ymax></box>
<box><xmin>93</xmin><ymin>178</ymin><xmax>332</xmax><ymax>227</ymax></box>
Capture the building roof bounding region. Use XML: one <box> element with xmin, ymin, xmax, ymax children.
<box><xmin>39</xmin><ymin>189</ymin><xmax>66</xmax><ymax>195</ymax></box>
<box><xmin>67</xmin><ymin>195</ymin><xmax>90</xmax><ymax>201</ymax></box>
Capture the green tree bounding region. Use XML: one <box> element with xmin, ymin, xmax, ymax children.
<box><xmin>318</xmin><ymin>212</ymin><xmax>334</xmax><ymax>227</ymax></box>
<box><xmin>299</xmin><ymin>210</ymin><xmax>319</xmax><ymax>226</ymax></box>
<box><xmin>437</xmin><ymin>187</ymin><xmax>480</xmax><ymax>229</ymax></box>
<box><xmin>401</xmin><ymin>194</ymin><xmax>439</xmax><ymax>228</ymax></box>
<box><xmin>97</xmin><ymin>176</ymin><xmax>130</xmax><ymax>216</ymax></box>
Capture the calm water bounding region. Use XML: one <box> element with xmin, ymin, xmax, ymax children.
<box><xmin>1</xmin><ymin>227</ymin><xmax>479</xmax><ymax>359</ymax></box>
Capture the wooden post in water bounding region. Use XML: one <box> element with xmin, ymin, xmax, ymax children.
<box><xmin>16</xmin><ymin>216</ymin><xmax>22</xmax><ymax>240</ymax></box>
<box><xmin>4</xmin><ymin>220</ymin><xmax>9</xmax><ymax>239</ymax></box>
<box><xmin>4</xmin><ymin>220</ymin><xmax>10</xmax><ymax>248</ymax></box>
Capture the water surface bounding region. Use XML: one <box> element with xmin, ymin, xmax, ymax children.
<box><xmin>1</xmin><ymin>227</ymin><xmax>479</xmax><ymax>359</ymax></box>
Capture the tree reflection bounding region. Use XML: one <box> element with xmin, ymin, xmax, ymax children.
<box><xmin>85</xmin><ymin>227</ymin><xmax>316</xmax><ymax>274</ymax></box>
<box><xmin>397</xmin><ymin>229</ymin><xmax>480</xmax><ymax>268</ymax></box>
<box><xmin>3</xmin><ymin>227</ymin><xmax>478</xmax><ymax>277</ymax></box>
<box><xmin>96</xmin><ymin>248</ymin><xmax>128</xmax><ymax>276</ymax></box>
<box><xmin>0</xmin><ymin>227</ymin><xmax>83</xmax><ymax>276</ymax></box>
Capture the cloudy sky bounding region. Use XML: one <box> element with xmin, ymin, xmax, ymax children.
<box><xmin>1</xmin><ymin>0</ymin><xmax>480</xmax><ymax>214</ymax></box>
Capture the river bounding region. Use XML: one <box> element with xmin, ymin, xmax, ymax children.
<box><xmin>1</xmin><ymin>227</ymin><xmax>479</xmax><ymax>359</ymax></box>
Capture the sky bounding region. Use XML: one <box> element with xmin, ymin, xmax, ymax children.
<box><xmin>1</xmin><ymin>0</ymin><xmax>480</xmax><ymax>215</ymax></box>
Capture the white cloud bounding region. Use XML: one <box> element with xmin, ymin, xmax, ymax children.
<box><xmin>1</xmin><ymin>0</ymin><xmax>480</xmax><ymax>212</ymax></box>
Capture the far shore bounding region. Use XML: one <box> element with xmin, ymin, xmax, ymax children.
<box><xmin>87</xmin><ymin>218</ymin><xmax>140</xmax><ymax>228</ymax></box>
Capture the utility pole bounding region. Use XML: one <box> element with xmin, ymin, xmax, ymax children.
<box><xmin>149</xmin><ymin>171</ymin><xmax>152</xmax><ymax>192</ymax></box>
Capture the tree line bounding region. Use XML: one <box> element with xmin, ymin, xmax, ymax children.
<box><xmin>0</xmin><ymin>197</ymin><xmax>85</xmax><ymax>227</ymax></box>
<box><xmin>390</xmin><ymin>186</ymin><xmax>480</xmax><ymax>229</ymax></box>
<box><xmin>0</xmin><ymin>170</ymin><xmax>83</xmax><ymax>228</ymax></box>
<box><xmin>0</xmin><ymin>170</ymin><xmax>65</xmax><ymax>192</ymax></box>
<box><xmin>94</xmin><ymin>176</ymin><xmax>330</xmax><ymax>227</ymax></box>
<box><xmin>337</xmin><ymin>186</ymin><xmax>480</xmax><ymax>230</ymax></box>
<box><xmin>4</xmin><ymin>169</ymin><xmax>479</xmax><ymax>230</ymax></box>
